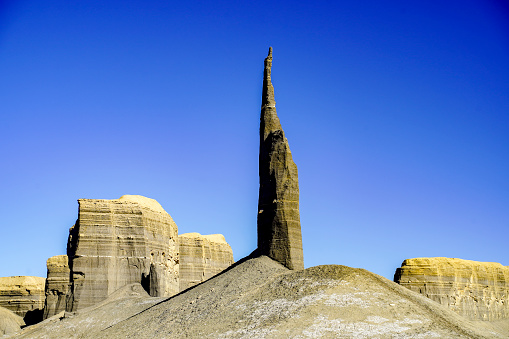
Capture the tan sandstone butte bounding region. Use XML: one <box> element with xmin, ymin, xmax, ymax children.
<box><xmin>0</xmin><ymin>276</ymin><xmax>45</xmax><ymax>322</ymax></box>
<box><xmin>65</xmin><ymin>195</ymin><xmax>179</xmax><ymax>312</ymax></box>
<box><xmin>178</xmin><ymin>233</ymin><xmax>234</xmax><ymax>291</ymax></box>
<box><xmin>394</xmin><ymin>257</ymin><xmax>509</xmax><ymax>321</ymax></box>
<box><xmin>257</xmin><ymin>47</ymin><xmax>304</xmax><ymax>270</ymax></box>
<box><xmin>43</xmin><ymin>255</ymin><xmax>69</xmax><ymax>319</ymax></box>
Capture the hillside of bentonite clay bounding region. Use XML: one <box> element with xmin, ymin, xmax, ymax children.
<box><xmin>0</xmin><ymin>307</ymin><xmax>24</xmax><ymax>336</ymax></box>
<box><xmin>12</xmin><ymin>255</ymin><xmax>509</xmax><ymax>338</ymax></box>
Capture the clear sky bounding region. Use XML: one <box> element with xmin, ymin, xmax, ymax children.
<box><xmin>1</xmin><ymin>0</ymin><xmax>508</xmax><ymax>280</ymax></box>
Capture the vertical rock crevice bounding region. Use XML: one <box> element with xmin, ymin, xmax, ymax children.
<box><xmin>257</xmin><ymin>47</ymin><xmax>304</xmax><ymax>270</ymax></box>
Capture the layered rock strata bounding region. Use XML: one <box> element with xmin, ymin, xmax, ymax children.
<box><xmin>65</xmin><ymin>195</ymin><xmax>179</xmax><ymax>312</ymax></box>
<box><xmin>0</xmin><ymin>276</ymin><xmax>45</xmax><ymax>321</ymax></box>
<box><xmin>257</xmin><ymin>47</ymin><xmax>304</xmax><ymax>270</ymax></box>
<box><xmin>43</xmin><ymin>255</ymin><xmax>69</xmax><ymax>319</ymax></box>
<box><xmin>178</xmin><ymin>233</ymin><xmax>234</xmax><ymax>291</ymax></box>
<box><xmin>394</xmin><ymin>257</ymin><xmax>509</xmax><ymax>321</ymax></box>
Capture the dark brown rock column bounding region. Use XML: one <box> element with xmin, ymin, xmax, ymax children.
<box><xmin>257</xmin><ymin>47</ymin><xmax>304</xmax><ymax>270</ymax></box>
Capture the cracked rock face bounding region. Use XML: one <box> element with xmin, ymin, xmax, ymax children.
<box><xmin>65</xmin><ymin>195</ymin><xmax>179</xmax><ymax>312</ymax></box>
<box><xmin>394</xmin><ymin>257</ymin><xmax>509</xmax><ymax>321</ymax></box>
<box><xmin>43</xmin><ymin>255</ymin><xmax>69</xmax><ymax>319</ymax></box>
<box><xmin>257</xmin><ymin>47</ymin><xmax>304</xmax><ymax>270</ymax></box>
<box><xmin>178</xmin><ymin>233</ymin><xmax>234</xmax><ymax>291</ymax></box>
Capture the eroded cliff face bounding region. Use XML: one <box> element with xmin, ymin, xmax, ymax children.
<box><xmin>0</xmin><ymin>276</ymin><xmax>45</xmax><ymax>324</ymax></box>
<box><xmin>178</xmin><ymin>233</ymin><xmax>234</xmax><ymax>291</ymax></box>
<box><xmin>394</xmin><ymin>257</ymin><xmax>509</xmax><ymax>321</ymax></box>
<box><xmin>65</xmin><ymin>195</ymin><xmax>179</xmax><ymax>312</ymax></box>
<box><xmin>43</xmin><ymin>255</ymin><xmax>69</xmax><ymax>319</ymax></box>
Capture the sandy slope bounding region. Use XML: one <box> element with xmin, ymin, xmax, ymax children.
<box><xmin>12</xmin><ymin>255</ymin><xmax>508</xmax><ymax>338</ymax></box>
<box><xmin>0</xmin><ymin>307</ymin><xmax>24</xmax><ymax>336</ymax></box>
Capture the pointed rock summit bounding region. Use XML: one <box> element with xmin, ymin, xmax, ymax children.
<box><xmin>257</xmin><ymin>47</ymin><xmax>304</xmax><ymax>270</ymax></box>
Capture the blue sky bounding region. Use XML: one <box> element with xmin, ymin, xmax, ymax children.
<box><xmin>1</xmin><ymin>0</ymin><xmax>508</xmax><ymax>280</ymax></box>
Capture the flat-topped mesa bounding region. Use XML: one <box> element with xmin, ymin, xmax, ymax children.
<box><xmin>394</xmin><ymin>257</ymin><xmax>509</xmax><ymax>321</ymax></box>
<box><xmin>65</xmin><ymin>195</ymin><xmax>179</xmax><ymax>312</ymax></box>
<box><xmin>257</xmin><ymin>47</ymin><xmax>304</xmax><ymax>270</ymax></box>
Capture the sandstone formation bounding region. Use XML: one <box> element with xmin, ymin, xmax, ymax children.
<box><xmin>43</xmin><ymin>255</ymin><xmax>69</xmax><ymax>319</ymax></box>
<box><xmin>257</xmin><ymin>47</ymin><xmax>304</xmax><ymax>270</ymax></box>
<box><xmin>394</xmin><ymin>257</ymin><xmax>509</xmax><ymax>321</ymax></box>
<box><xmin>0</xmin><ymin>306</ymin><xmax>25</xmax><ymax>336</ymax></box>
<box><xmin>0</xmin><ymin>276</ymin><xmax>45</xmax><ymax>325</ymax></box>
<box><xmin>178</xmin><ymin>233</ymin><xmax>234</xmax><ymax>291</ymax></box>
<box><xmin>15</xmin><ymin>256</ymin><xmax>509</xmax><ymax>338</ymax></box>
<box><xmin>65</xmin><ymin>195</ymin><xmax>179</xmax><ymax>312</ymax></box>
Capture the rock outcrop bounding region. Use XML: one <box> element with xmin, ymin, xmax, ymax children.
<box><xmin>178</xmin><ymin>233</ymin><xmax>234</xmax><ymax>291</ymax></box>
<box><xmin>0</xmin><ymin>276</ymin><xmax>45</xmax><ymax>324</ymax></box>
<box><xmin>257</xmin><ymin>47</ymin><xmax>304</xmax><ymax>270</ymax></box>
<box><xmin>43</xmin><ymin>255</ymin><xmax>69</xmax><ymax>319</ymax></box>
<box><xmin>0</xmin><ymin>306</ymin><xmax>25</xmax><ymax>336</ymax></box>
<box><xmin>65</xmin><ymin>195</ymin><xmax>179</xmax><ymax>312</ymax></box>
<box><xmin>394</xmin><ymin>257</ymin><xmax>509</xmax><ymax>321</ymax></box>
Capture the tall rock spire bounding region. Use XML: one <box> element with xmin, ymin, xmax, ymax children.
<box><xmin>257</xmin><ymin>47</ymin><xmax>304</xmax><ymax>270</ymax></box>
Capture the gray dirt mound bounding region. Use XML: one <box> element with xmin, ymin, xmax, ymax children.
<box><xmin>0</xmin><ymin>306</ymin><xmax>24</xmax><ymax>336</ymax></box>
<box><xmin>13</xmin><ymin>256</ymin><xmax>509</xmax><ymax>338</ymax></box>
<box><xmin>12</xmin><ymin>283</ymin><xmax>164</xmax><ymax>339</ymax></box>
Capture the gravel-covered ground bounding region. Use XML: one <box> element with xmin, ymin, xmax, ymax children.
<box><xmin>10</xmin><ymin>255</ymin><xmax>509</xmax><ymax>338</ymax></box>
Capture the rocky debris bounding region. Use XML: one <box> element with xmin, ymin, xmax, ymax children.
<box><xmin>0</xmin><ymin>276</ymin><xmax>45</xmax><ymax>325</ymax></box>
<box><xmin>394</xmin><ymin>257</ymin><xmax>509</xmax><ymax>321</ymax></box>
<box><xmin>257</xmin><ymin>47</ymin><xmax>304</xmax><ymax>270</ymax></box>
<box><xmin>43</xmin><ymin>255</ymin><xmax>70</xmax><ymax>319</ymax></box>
<box><xmin>0</xmin><ymin>306</ymin><xmax>25</xmax><ymax>336</ymax></box>
<box><xmin>15</xmin><ymin>256</ymin><xmax>508</xmax><ymax>338</ymax></box>
<box><xmin>178</xmin><ymin>233</ymin><xmax>234</xmax><ymax>291</ymax></box>
<box><xmin>14</xmin><ymin>283</ymin><xmax>161</xmax><ymax>339</ymax></box>
<box><xmin>65</xmin><ymin>195</ymin><xmax>179</xmax><ymax>312</ymax></box>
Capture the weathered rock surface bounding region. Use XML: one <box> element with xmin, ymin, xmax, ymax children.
<box><xmin>0</xmin><ymin>306</ymin><xmax>25</xmax><ymax>336</ymax></box>
<box><xmin>257</xmin><ymin>47</ymin><xmax>304</xmax><ymax>270</ymax></box>
<box><xmin>178</xmin><ymin>233</ymin><xmax>234</xmax><ymax>291</ymax></box>
<box><xmin>13</xmin><ymin>256</ymin><xmax>509</xmax><ymax>338</ymax></box>
<box><xmin>394</xmin><ymin>257</ymin><xmax>509</xmax><ymax>321</ymax></box>
<box><xmin>43</xmin><ymin>255</ymin><xmax>70</xmax><ymax>319</ymax></box>
<box><xmin>0</xmin><ymin>276</ymin><xmax>45</xmax><ymax>323</ymax></box>
<box><xmin>65</xmin><ymin>195</ymin><xmax>179</xmax><ymax>312</ymax></box>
